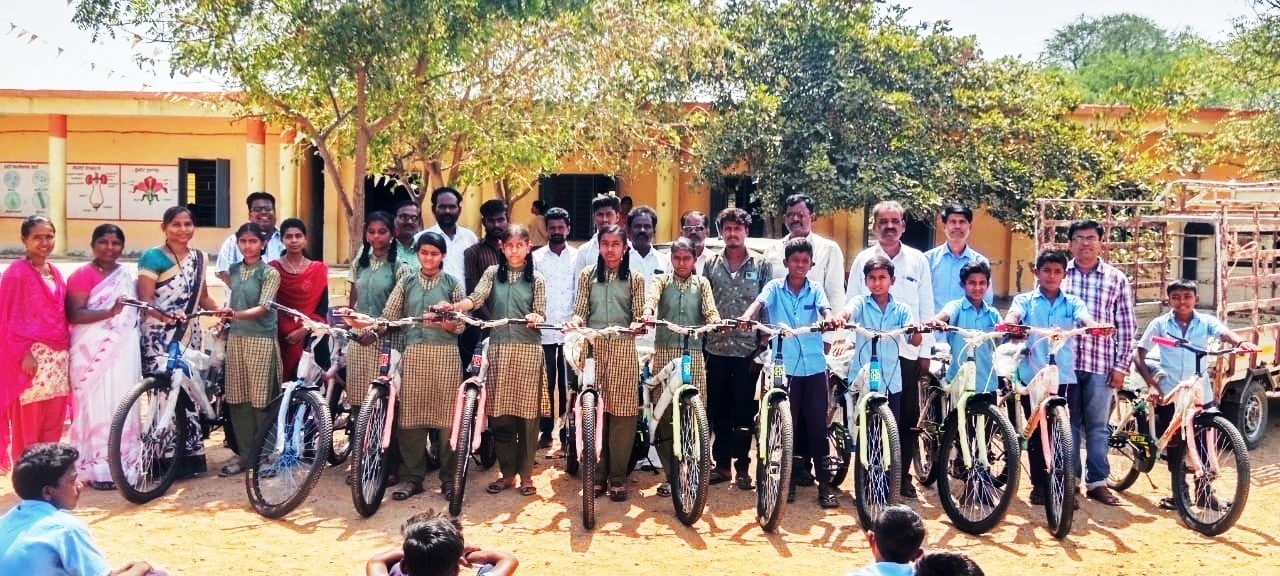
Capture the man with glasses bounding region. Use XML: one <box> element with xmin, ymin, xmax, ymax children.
<box><xmin>417</xmin><ymin>187</ymin><xmax>478</xmax><ymax>284</ymax></box>
<box><xmin>1061</xmin><ymin>219</ymin><xmax>1136</xmax><ymax>507</ymax></box>
<box><xmin>390</xmin><ymin>200</ymin><xmax>424</xmax><ymax>270</ymax></box>
<box><xmin>216</xmin><ymin>191</ymin><xmax>284</xmax><ymax>285</ymax></box>
<box><xmin>845</xmin><ymin>200</ymin><xmax>934</xmax><ymax>498</ymax></box>
<box><xmin>680</xmin><ymin>210</ymin><xmax>712</xmax><ymax>275</ymax></box>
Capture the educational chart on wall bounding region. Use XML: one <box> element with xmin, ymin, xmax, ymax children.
<box><xmin>67</xmin><ymin>164</ymin><xmax>122</xmax><ymax>220</ymax></box>
<box><xmin>63</xmin><ymin>163</ymin><xmax>178</xmax><ymax>221</ymax></box>
<box><xmin>119</xmin><ymin>165</ymin><xmax>178</xmax><ymax>221</ymax></box>
<box><xmin>0</xmin><ymin>163</ymin><xmax>50</xmax><ymax>217</ymax></box>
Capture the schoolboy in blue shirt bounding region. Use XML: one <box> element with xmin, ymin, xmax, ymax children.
<box><xmin>841</xmin><ymin>256</ymin><xmax>923</xmax><ymax>499</ymax></box>
<box><xmin>1004</xmin><ymin>250</ymin><xmax>1109</xmax><ymax>505</ymax></box>
<box><xmin>927</xmin><ymin>261</ymin><xmax>1001</xmax><ymax>396</ymax></box>
<box><xmin>1134</xmin><ymin>279</ymin><xmax>1257</xmax><ymax>511</ymax></box>
<box><xmin>739</xmin><ymin>237</ymin><xmax>841</xmax><ymax>509</ymax></box>
<box><xmin>842</xmin><ymin>505</ymin><xmax>926</xmax><ymax>576</ymax></box>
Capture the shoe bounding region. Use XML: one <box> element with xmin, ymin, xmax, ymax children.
<box><xmin>794</xmin><ymin>465</ymin><xmax>816</xmax><ymax>487</ymax></box>
<box><xmin>818</xmin><ymin>486</ymin><xmax>839</xmax><ymax>509</ymax></box>
<box><xmin>1087</xmin><ymin>486</ymin><xmax>1122</xmax><ymax>506</ymax></box>
<box><xmin>900</xmin><ymin>482</ymin><xmax>918</xmax><ymax>499</ymax></box>
<box><xmin>538</xmin><ymin>432</ymin><xmax>553</xmax><ymax>450</ymax></box>
<box><xmin>440</xmin><ymin>481</ymin><xmax>454</xmax><ymax>501</ymax></box>
<box><xmin>709</xmin><ymin>468</ymin><xmax>732</xmax><ymax>485</ymax></box>
<box><xmin>608</xmin><ymin>482</ymin><xmax>629</xmax><ymax>502</ymax></box>
<box><xmin>1158</xmin><ymin>497</ymin><xmax>1178</xmax><ymax>511</ymax></box>
<box><xmin>736</xmin><ymin>475</ymin><xmax>754</xmax><ymax>490</ymax></box>
<box><xmin>1195</xmin><ymin>480</ymin><xmax>1231</xmax><ymax>511</ymax></box>
<box><xmin>88</xmin><ymin>481</ymin><xmax>116</xmax><ymax>491</ymax></box>
<box><xmin>656</xmin><ymin>483</ymin><xmax>672</xmax><ymax>497</ymax></box>
<box><xmin>1030</xmin><ymin>489</ymin><xmax>1045</xmax><ymax>506</ymax></box>
<box><xmin>392</xmin><ymin>481</ymin><xmax>425</xmax><ymax>501</ymax></box>
<box><xmin>218</xmin><ymin>462</ymin><xmax>245</xmax><ymax>477</ymax></box>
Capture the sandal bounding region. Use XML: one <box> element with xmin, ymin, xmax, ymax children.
<box><xmin>519</xmin><ymin>484</ymin><xmax>538</xmax><ymax>497</ymax></box>
<box><xmin>593</xmin><ymin>484</ymin><xmax>606</xmax><ymax>498</ymax></box>
<box><xmin>709</xmin><ymin>469</ymin><xmax>731</xmax><ymax>485</ymax></box>
<box><xmin>486</xmin><ymin>478</ymin><xmax>515</xmax><ymax>494</ymax></box>
<box><xmin>89</xmin><ymin>480</ymin><xmax>116</xmax><ymax>491</ymax></box>
<box><xmin>1158</xmin><ymin>497</ymin><xmax>1178</xmax><ymax>511</ymax></box>
<box><xmin>736</xmin><ymin>475</ymin><xmax>754</xmax><ymax>491</ymax></box>
<box><xmin>218</xmin><ymin>462</ymin><xmax>245</xmax><ymax>477</ymax></box>
<box><xmin>608</xmin><ymin>483</ymin><xmax>628</xmax><ymax>502</ymax></box>
<box><xmin>440</xmin><ymin>482</ymin><xmax>454</xmax><ymax>501</ymax></box>
<box><xmin>392</xmin><ymin>481</ymin><xmax>425</xmax><ymax>501</ymax></box>
<box><xmin>656</xmin><ymin>483</ymin><xmax>672</xmax><ymax>497</ymax></box>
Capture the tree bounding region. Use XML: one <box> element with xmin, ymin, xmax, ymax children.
<box><xmin>1208</xmin><ymin>0</ymin><xmax>1280</xmax><ymax>176</ymax></box>
<box><xmin>72</xmin><ymin>0</ymin><xmax>582</xmax><ymax>257</ymax></box>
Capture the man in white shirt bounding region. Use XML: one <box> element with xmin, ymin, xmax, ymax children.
<box><xmin>416</xmin><ymin>187</ymin><xmax>478</xmax><ymax>284</ymax></box>
<box><xmin>215</xmin><ymin>191</ymin><xmax>285</xmax><ymax>285</ymax></box>
<box><xmin>680</xmin><ymin>210</ymin><xmax>715</xmax><ymax>275</ymax></box>
<box><xmin>845</xmin><ymin>200</ymin><xmax>935</xmax><ymax>498</ymax></box>
<box><xmin>627</xmin><ymin>205</ymin><xmax>672</xmax><ymax>282</ymax></box>
<box><xmin>922</xmin><ymin>203</ymin><xmax>993</xmax><ymax>312</ymax></box>
<box><xmin>571</xmin><ymin>193</ymin><xmax>622</xmax><ymax>280</ymax></box>
<box><xmin>534</xmin><ymin>207</ymin><xmax>578</xmax><ymax>453</ymax></box>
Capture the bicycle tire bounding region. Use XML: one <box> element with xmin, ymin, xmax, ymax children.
<box><xmin>246</xmin><ymin>391</ymin><xmax>332</xmax><ymax>519</ymax></box>
<box><xmin>854</xmin><ymin>401</ymin><xmax>902</xmax><ymax>530</ymax></box>
<box><xmin>915</xmin><ymin>385</ymin><xmax>944</xmax><ymax>487</ymax></box>
<box><xmin>580</xmin><ymin>391</ymin><xmax>598</xmax><ymax>530</ymax></box>
<box><xmin>1045</xmin><ymin>404</ymin><xmax>1076</xmax><ymax>539</ymax></box>
<box><xmin>672</xmin><ymin>392</ymin><xmax>711</xmax><ymax>526</ymax></box>
<box><xmin>1172</xmin><ymin>415</ymin><xmax>1250</xmax><ymax>536</ymax></box>
<box><xmin>448</xmin><ymin>387</ymin><xmax>479</xmax><ymax>517</ymax></box>
<box><xmin>326</xmin><ymin>379</ymin><xmax>352</xmax><ymax>465</ymax></box>
<box><xmin>351</xmin><ymin>386</ymin><xmax>392</xmax><ymax>518</ymax></box>
<box><xmin>108</xmin><ymin>377</ymin><xmax>187</xmax><ymax>504</ymax></box>
<box><xmin>936</xmin><ymin>402</ymin><xmax>1020</xmax><ymax>535</ymax></box>
<box><xmin>1106</xmin><ymin>391</ymin><xmax>1148</xmax><ymax>492</ymax></box>
<box><xmin>756</xmin><ymin>397</ymin><xmax>793</xmax><ymax>533</ymax></box>
<box><xmin>828</xmin><ymin>401</ymin><xmax>852</xmax><ymax>488</ymax></box>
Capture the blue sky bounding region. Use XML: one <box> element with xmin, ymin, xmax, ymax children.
<box><xmin>0</xmin><ymin>0</ymin><xmax>1260</xmax><ymax>92</ymax></box>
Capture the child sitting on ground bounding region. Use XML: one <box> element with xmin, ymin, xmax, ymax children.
<box><xmin>915</xmin><ymin>551</ymin><xmax>985</xmax><ymax>576</ymax></box>
<box><xmin>842</xmin><ymin>504</ymin><xmax>926</xmax><ymax>576</ymax></box>
<box><xmin>365</xmin><ymin>510</ymin><xmax>518</xmax><ymax>576</ymax></box>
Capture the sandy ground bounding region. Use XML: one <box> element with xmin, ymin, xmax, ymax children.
<box><xmin>3</xmin><ymin>403</ymin><xmax>1280</xmax><ymax>576</ymax></box>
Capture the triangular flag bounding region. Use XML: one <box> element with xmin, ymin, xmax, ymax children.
<box><xmin>55</xmin><ymin>47</ymin><xmax>63</xmax><ymax>57</ymax></box>
<box><xmin>27</xmin><ymin>34</ymin><xmax>37</xmax><ymax>44</ymax></box>
<box><xmin>131</xmin><ymin>34</ymin><xmax>142</xmax><ymax>47</ymax></box>
<box><xmin>90</xmin><ymin>63</ymin><xmax>96</xmax><ymax>71</ymax></box>
<box><xmin>16</xmin><ymin>29</ymin><xmax>27</xmax><ymax>39</ymax></box>
<box><xmin>7</xmin><ymin>23</ymin><xmax>15</xmax><ymax>33</ymax></box>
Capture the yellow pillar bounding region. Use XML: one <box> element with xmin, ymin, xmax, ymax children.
<box><xmin>246</xmin><ymin>118</ymin><xmax>266</xmax><ymax>194</ymax></box>
<box><xmin>277</xmin><ymin>127</ymin><xmax>298</xmax><ymax>218</ymax></box>
<box><xmin>47</xmin><ymin>114</ymin><xmax>68</xmax><ymax>256</ymax></box>
<box><xmin>655</xmin><ymin>158</ymin><xmax>677</xmax><ymax>240</ymax></box>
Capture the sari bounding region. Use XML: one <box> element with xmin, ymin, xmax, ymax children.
<box><xmin>67</xmin><ymin>264</ymin><xmax>142</xmax><ymax>483</ymax></box>
<box><xmin>270</xmin><ymin>260</ymin><xmax>329</xmax><ymax>381</ymax></box>
<box><xmin>137</xmin><ymin>246</ymin><xmax>208</xmax><ymax>476</ymax></box>
<box><xmin>0</xmin><ymin>259</ymin><xmax>70</xmax><ymax>470</ymax></box>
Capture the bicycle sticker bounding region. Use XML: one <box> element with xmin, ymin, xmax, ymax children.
<box><xmin>772</xmin><ymin>365</ymin><xmax>784</xmax><ymax>378</ymax></box>
<box><xmin>471</xmin><ymin>355</ymin><xmax>483</xmax><ymax>368</ymax></box>
<box><xmin>378</xmin><ymin>353</ymin><xmax>390</xmax><ymax>365</ymax></box>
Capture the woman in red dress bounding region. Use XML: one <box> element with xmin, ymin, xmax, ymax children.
<box><xmin>270</xmin><ymin>218</ymin><xmax>329</xmax><ymax>380</ymax></box>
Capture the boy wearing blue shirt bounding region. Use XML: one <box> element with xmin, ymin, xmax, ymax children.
<box><xmin>739</xmin><ymin>237</ymin><xmax>842</xmax><ymax>509</ymax></box>
<box><xmin>1134</xmin><ymin>279</ymin><xmax>1257</xmax><ymax>511</ymax></box>
<box><xmin>927</xmin><ymin>261</ymin><xmax>1001</xmax><ymax>395</ymax></box>
<box><xmin>842</xmin><ymin>505</ymin><xmax>926</xmax><ymax>576</ymax></box>
<box><xmin>841</xmin><ymin>257</ymin><xmax>923</xmax><ymax>497</ymax></box>
<box><xmin>1003</xmin><ymin>250</ymin><xmax>1108</xmax><ymax>506</ymax></box>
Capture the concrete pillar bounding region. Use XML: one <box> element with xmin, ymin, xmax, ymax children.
<box><xmin>246</xmin><ymin>118</ymin><xmax>266</xmax><ymax>195</ymax></box>
<box><xmin>278</xmin><ymin>127</ymin><xmax>298</xmax><ymax>218</ymax></box>
<box><xmin>655</xmin><ymin>158</ymin><xmax>677</xmax><ymax>240</ymax></box>
<box><xmin>47</xmin><ymin>114</ymin><xmax>68</xmax><ymax>256</ymax></box>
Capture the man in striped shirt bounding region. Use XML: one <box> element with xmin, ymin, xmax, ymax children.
<box><xmin>1062</xmin><ymin>219</ymin><xmax>1137</xmax><ymax>506</ymax></box>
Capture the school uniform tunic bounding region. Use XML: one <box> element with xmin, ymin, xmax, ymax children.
<box><xmin>346</xmin><ymin>256</ymin><xmax>407</xmax><ymax>407</ymax></box>
<box><xmin>225</xmin><ymin>261</ymin><xmax>282</xmax><ymax>409</ymax></box>
<box><xmin>645</xmin><ymin>273</ymin><xmax>721</xmax><ymax>397</ymax></box>
<box><xmin>572</xmin><ymin>266</ymin><xmax>645</xmax><ymax>418</ymax></box>
<box><xmin>383</xmin><ymin>271</ymin><xmax>464</xmax><ymax>430</ymax></box>
<box><xmin>466</xmin><ymin>265</ymin><xmax>548</xmax><ymax>420</ymax></box>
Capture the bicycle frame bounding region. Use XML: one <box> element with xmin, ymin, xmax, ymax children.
<box><xmin>567</xmin><ymin>325</ymin><xmax>635</xmax><ymax>464</ymax></box>
<box><xmin>121</xmin><ymin>299</ymin><xmax>225</xmax><ymax>441</ymax></box>
<box><xmin>269</xmin><ymin>301</ymin><xmax>350</xmax><ymax>456</ymax></box>
<box><xmin>847</xmin><ymin>325</ymin><xmax>920</xmax><ymax>472</ymax></box>
<box><xmin>931</xmin><ymin>327</ymin><xmax>1007</xmax><ymax>470</ymax></box>
<box><xmin>641</xmin><ymin>321</ymin><xmax>725</xmax><ymax>461</ymax></box>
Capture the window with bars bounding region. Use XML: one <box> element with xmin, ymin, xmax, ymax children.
<box><xmin>709</xmin><ymin>175</ymin><xmax>766</xmax><ymax>237</ymax></box>
<box><xmin>537</xmin><ymin>173</ymin><xmax>617</xmax><ymax>241</ymax></box>
<box><xmin>178</xmin><ymin>158</ymin><xmax>231</xmax><ymax>227</ymax></box>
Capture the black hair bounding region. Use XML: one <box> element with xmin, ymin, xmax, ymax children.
<box><xmin>20</xmin><ymin>215</ymin><xmax>55</xmax><ymax>239</ymax></box>
<box><xmin>941</xmin><ymin>203</ymin><xmax>974</xmax><ymax>223</ymax></box>
<box><xmin>915</xmin><ymin>552</ymin><xmax>984</xmax><ymax>576</ymax></box>
<box><xmin>415</xmin><ymin>231</ymin><xmax>448</xmax><ymax>255</ymax></box>
<box><xmin>669</xmin><ymin>237</ymin><xmax>697</xmax><ymax>258</ymax></box>
<box><xmin>1167</xmin><ymin>278</ymin><xmax>1198</xmax><ymax>296</ymax></box>
<box><xmin>863</xmin><ymin>255</ymin><xmax>895</xmax><ymax>277</ymax></box>
<box><xmin>872</xmin><ymin>505</ymin><xmax>926</xmax><ymax>564</ymax></box>
<box><xmin>1067</xmin><ymin>219</ymin><xmax>1103</xmax><ymax>240</ymax></box>
<box><xmin>544</xmin><ymin>207</ymin><xmax>571</xmax><ymax>226</ymax></box>
<box><xmin>358</xmin><ymin>211</ymin><xmax>398</xmax><ymax>270</ymax></box>
<box><xmin>245</xmin><ymin>191</ymin><xmax>275</xmax><ymax>209</ymax></box>
<box><xmin>782</xmin><ymin>236</ymin><xmax>813</xmax><ymax>261</ymax></box>
<box><xmin>235</xmin><ymin>221</ymin><xmax>269</xmax><ymax>242</ymax></box>
<box><xmin>279</xmin><ymin>217</ymin><xmax>307</xmax><ymax>237</ymax></box>
<box><xmin>394</xmin><ymin>200</ymin><xmax>421</xmax><ymax>215</ymax></box>
<box><xmin>497</xmin><ymin>224</ymin><xmax>534</xmax><ymax>284</ymax></box>
<box><xmin>399</xmin><ymin>509</ymin><xmax>465</xmax><ymax>576</ymax></box>
<box><xmin>1034</xmin><ymin>249</ymin><xmax>1070</xmax><ymax>270</ymax></box>
<box><xmin>532</xmin><ymin>199</ymin><xmax>548</xmax><ymax>214</ymax></box>
<box><xmin>479</xmin><ymin>198</ymin><xmax>508</xmax><ymax>219</ymax></box>
<box><xmin>590</xmin><ymin>193</ymin><xmax>620</xmax><ymax>215</ymax></box>
<box><xmin>162</xmin><ymin>205</ymin><xmax>192</xmax><ymax>227</ymax></box>
<box><xmin>627</xmin><ymin>205</ymin><xmax>658</xmax><ymax>230</ymax></box>
<box><xmin>431</xmin><ymin>187</ymin><xmax>462</xmax><ymax>207</ymax></box>
<box><xmin>716</xmin><ymin>207</ymin><xmax>751</xmax><ymax>229</ymax></box>
<box><xmin>12</xmin><ymin>443</ymin><xmax>79</xmax><ymax>501</ymax></box>
<box><xmin>959</xmin><ymin>261</ymin><xmax>991</xmax><ymax>284</ymax></box>
<box><xmin>783</xmin><ymin>193</ymin><xmax>816</xmax><ymax>214</ymax></box>
<box><xmin>90</xmin><ymin>223</ymin><xmax>125</xmax><ymax>245</ymax></box>
<box><xmin>594</xmin><ymin>224</ymin><xmax>630</xmax><ymax>283</ymax></box>
<box><xmin>620</xmin><ymin>195</ymin><xmax>633</xmax><ymax>204</ymax></box>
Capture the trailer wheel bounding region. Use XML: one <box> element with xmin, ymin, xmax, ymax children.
<box><xmin>1225</xmin><ymin>378</ymin><xmax>1268</xmax><ymax>450</ymax></box>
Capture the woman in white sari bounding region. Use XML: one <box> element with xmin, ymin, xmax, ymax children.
<box><xmin>65</xmin><ymin>224</ymin><xmax>141</xmax><ymax>490</ymax></box>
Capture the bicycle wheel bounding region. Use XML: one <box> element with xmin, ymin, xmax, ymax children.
<box><xmin>580</xmin><ymin>391</ymin><xmax>598</xmax><ymax>530</ymax></box>
<box><xmin>827</xmin><ymin>402</ymin><xmax>852</xmax><ymax>488</ymax></box>
<box><xmin>351</xmin><ymin>386</ymin><xmax>392</xmax><ymax>518</ymax></box>
<box><xmin>450</xmin><ymin>387</ymin><xmax>479</xmax><ymax>517</ymax></box>
<box><xmin>756</xmin><ymin>397</ymin><xmax>793</xmax><ymax>533</ymax></box>
<box><xmin>854</xmin><ymin>402</ymin><xmax>902</xmax><ymax>530</ymax></box>
<box><xmin>915</xmin><ymin>385</ymin><xmax>944</xmax><ymax>487</ymax></box>
<box><xmin>1172</xmin><ymin>415</ymin><xmax>1250</xmax><ymax>536</ymax></box>
<box><xmin>671</xmin><ymin>392</ymin><xmax>711</xmax><ymax>526</ymax></box>
<box><xmin>937</xmin><ymin>402</ymin><xmax>1020</xmax><ymax>535</ymax></box>
<box><xmin>246</xmin><ymin>391</ymin><xmax>332</xmax><ymax>519</ymax></box>
<box><xmin>109</xmin><ymin>377</ymin><xmax>188</xmax><ymax>504</ymax></box>
<box><xmin>326</xmin><ymin>379</ymin><xmax>352</xmax><ymax>465</ymax></box>
<box><xmin>1044</xmin><ymin>404</ymin><xmax>1076</xmax><ymax>539</ymax></box>
<box><xmin>1106</xmin><ymin>391</ymin><xmax>1148</xmax><ymax>492</ymax></box>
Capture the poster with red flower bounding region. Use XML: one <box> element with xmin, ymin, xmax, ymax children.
<box><xmin>120</xmin><ymin>165</ymin><xmax>177</xmax><ymax>221</ymax></box>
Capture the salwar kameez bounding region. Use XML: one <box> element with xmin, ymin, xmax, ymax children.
<box><xmin>224</xmin><ymin>261</ymin><xmax>282</xmax><ymax>463</ymax></box>
<box><xmin>0</xmin><ymin>259</ymin><xmax>70</xmax><ymax>471</ymax></box>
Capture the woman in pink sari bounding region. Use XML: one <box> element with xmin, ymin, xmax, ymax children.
<box><xmin>66</xmin><ymin>224</ymin><xmax>141</xmax><ymax>490</ymax></box>
<box><xmin>0</xmin><ymin>216</ymin><xmax>71</xmax><ymax>472</ymax></box>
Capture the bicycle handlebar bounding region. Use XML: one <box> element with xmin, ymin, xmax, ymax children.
<box><xmin>1150</xmin><ymin>334</ymin><xmax>1272</xmax><ymax>357</ymax></box>
<box><xmin>120</xmin><ymin>298</ymin><xmax>226</xmax><ymax>321</ymax></box>
<box><xmin>333</xmin><ymin>310</ymin><xmax>431</xmax><ymax>330</ymax></box>
<box><xmin>267</xmin><ymin>301</ymin><xmax>350</xmax><ymax>337</ymax></box>
<box><xmin>645</xmin><ymin>319</ymin><xmax>735</xmax><ymax>336</ymax></box>
<box><xmin>847</xmin><ymin>323</ymin><xmax>928</xmax><ymax>339</ymax></box>
<box><xmin>442</xmin><ymin>312</ymin><xmax>544</xmax><ymax>331</ymax></box>
<box><xmin>736</xmin><ymin>319</ymin><xmax>840</xmax><ymax>337</ymax></box>
<box><xmin>996</xmin><ymin>323</ymin><xmax>1115</xmax><ymax>340</ymax></box>
<box><xmin>568</xmin><ymin>325</ymin><xmax>645</xmax><ymax>339</ymax></box>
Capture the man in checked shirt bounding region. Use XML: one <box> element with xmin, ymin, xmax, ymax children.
<box><xmin>1062</xmin><ymin>219</ymin><xmax>1137</xmax><ymax>506</ymax></box>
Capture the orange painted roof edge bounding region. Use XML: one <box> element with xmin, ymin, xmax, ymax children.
<box><xmin>0</xmin><ymin>89</ymin><xmax>241</xmax><ymax>100</ymax></box>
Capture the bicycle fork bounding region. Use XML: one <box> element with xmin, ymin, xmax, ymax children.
<box><xmin>853</xmin><ymin>392</ymin><xmax>893</xmax><ymax>471</ymax></box>
<box><xmin>449</xmin><ymin>382</ymin><xmax>488</xmax><ymax>453</ymax></box>
<box><xmin>575</xmin><ymin>355</ymin><xmax>606</xmax><ymax>464</ymax></box>
<box><xmin>954</xmin><ymin>393</ymin><xmax>991</xmax><ymax>470</ymax></box>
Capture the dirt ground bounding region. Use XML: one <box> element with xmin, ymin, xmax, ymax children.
<box><xmin>4</xmin><ymin>408</ymin><xmax>1280</xmax><ymax>576</ymax></box>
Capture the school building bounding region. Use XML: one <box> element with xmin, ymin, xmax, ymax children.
<box><xmin>0</xmin><ymin>89</ymin><xmax>1249</xmax><ymax>297</ymax></box>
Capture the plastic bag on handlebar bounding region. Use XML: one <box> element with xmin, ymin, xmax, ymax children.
<box><xmin>993</xmin><ymin>342</ymin><xmax>1024</xmax><ymax>379</ymax></box>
